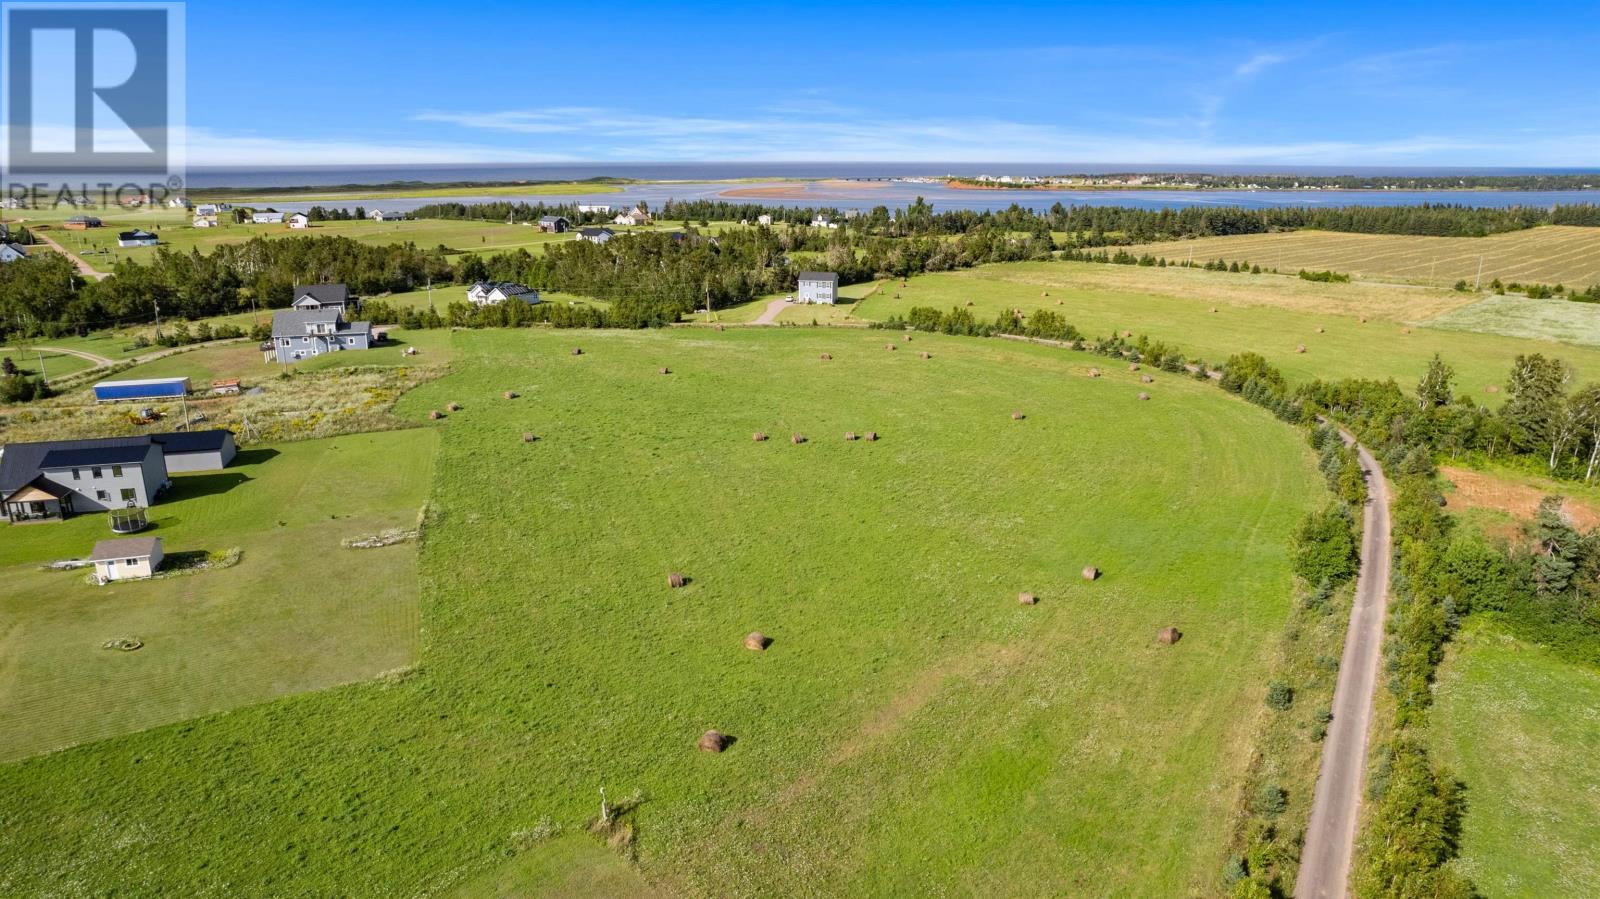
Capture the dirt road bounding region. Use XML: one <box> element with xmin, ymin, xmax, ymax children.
<box><xmin>751</xmin><ymin>298</ymin><xmax>790</xmax><ymax>325</ymax></box>
<box><xmin>31</xmin><ymin>232</ymin><xmax>109</xmax><ymax>279</ymax></box>
<box><xmin>0</xmin><ymin>345</ymin><xmax>114</xmax><ymax>367</ymax></box>
<box><xmin>1297</xmin><ymin>437</ymin><xmax>1392</xmax><ymax>898</ymax></box>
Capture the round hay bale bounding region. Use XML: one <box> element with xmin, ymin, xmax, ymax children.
<box><xmin>1401</xmin><ymin>327</ymin><xmax>1412</xmax><ymax>335</ymax></box>
<box><xmin>698</xmin><ymin>730</ymin><xmax>729</xmax><ymax>753</ymax></box>
<box><xmin>1087</xmin><ymin>368</ymin><xmax>1101</xmax><ymax>378</ymax></box>
<box><xmin>893</xmin><ymin>292</ymin><xmax>901</xmax><ymax>299</ymax></box>
<box><xmin>1295</xmin><ymin>344</ymin><xmax>1307</xmax><ymax>354</ymax></box>
<box><xmin>1137</xmin><ymin>391</ymin><xmax>1150</xmax><ymax>401</ymax></box>
<box><xmin>1018</xmin><ymin>591</ymin><xmax>1038</xmax><ymax>606</ymax></box>
<box><xmin>1129</xmin><ymin>363</ymin><xmax>1140</xmax><ymax>372</ymax></box>
<box><xmin>447</xmin><ymin>402</ymin><xmax>461</xmax><ymax>412</ymax></box>
<box><xmin>1210</xmin><ymin>307</ymin><xmax>1218</xmax><ymax>313</ymax></box>
<box><xmin>1485</xmin><ymin>384</ymin><xmax>1500</xmax><ymax>394</ymax></box>
<box><xmin>820</xmin><ymin>352</ymin><xmax>832</xmax><ymax>360</ymax></box>
<box><xmin>1012</xmin><ymin>411</ymin><xmax>1025</xmax><ymax>420</ymax></box>
<box><xmin>964</xmin><ymin>300</ymin><xmax>974</xmax><ymax>307</ymax></box>
<box><xmin>667</xmin><ymin>572</ymin><xmax>686</xmax><ymax>588</ymax></box>
<box><xmin>714</xmin><ymin>323</ymin><xmax>725</xmax><ymax>332</ymax></box>
<box><xmin>753</xmin><ymin>431</ymin><xmax>769</xmax><ymax>442</ymax></box>
<box><xmin>1315</xmin><ymin>327</ymin><xmax>1325</xmax><ymax>334</ymax></box>
<box><xmin>1157</xmin><ymin>626</ymin><xmax>1182</xmax><ymax>646</ymax></box>
<box><xmin>791</xmin><ymin>433</ymin><xmax>806</xmax><ymax>445</ymax></box>
<box><xmin>920</xmin><ymin>351</ymin><xmax>931</xmax><ymax>359</ymax></box>
<box><xmin>864</xmin><ymin>431</ymin><xmax>879</xmax><ymax>442</ymax></box>
<box><xmin>1140</xmin><ymin>374</ymin><xmax>1154</xmax><ymax>383</ymax></box>
<box><xmin>503</xmin><ymin>390</ymin><xmax>518</xmax><ymax>400</ymax></box>
<box><xmin>427</xmin><ymin>410</ymin><xmax>442</xmax><ymax>420</ymax></box>
<box><xmin>744</xmin><ymin>632</ymin><xmax>770</xmax><ymax>651</ymax></box>
<box><xmin>1122</xmin><ymin>330</ymin><xmax>1133</xmax><ymax>338</ymax></box>
<box><xmin>1359</xmin><ymin>316</ymin><xmax>1367</xmax><ymax>324</ymax></box>
<box><xmin>659</xmin><ymin>367</ymin><xmax>671</xmax><ymax>375</ymax></box>
<box><xmin>845</xmin><ymin>431</ymin><xmax>858</xmax><ymax>441</ymax></box>
<box><xmin>101</xmin><ymin>637</ymin><xmax>143</xmax><ymax>651</ymax></box>
<box><xmin>571</xmin><ymin>347</ymin><xmax>584</xmax><ymax>356</ymax></box>
<box><xmin>885</xmin><ymin>344</ymin><xmax>896</xmax><ymax>351</ymax></box>
<box><xmin>902</xmin><ymin>334</ymin><xmax>913</xmax><ymax>342</ymax></box>
<box><xmin>522</xmin><ymin>432</ymin><xmax>537</xmax><ymax>443</ymax></box>
<box><xmin>1055</xmin><ymin>299</ymin><xmax>1063</xmax><ymax>305</ymax></box>
<box><xmin>1081</xmin><ymin>565</ymin><xmax>1100</xmax><ymax>581</ymax></box>
<box><xmin>1041</xmin><ymin>290</ymin><xmax>1049</xmax><ymax>297</ymax></box>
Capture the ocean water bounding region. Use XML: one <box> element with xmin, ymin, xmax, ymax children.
<box><xmin>185</xmin><ymin>163</ymin><xmax>1600</xmax><ymax>215</ymax></box>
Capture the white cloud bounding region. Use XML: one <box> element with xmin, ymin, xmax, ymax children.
<box><xmin>1234</xmin><ymin>52</ymin><xmax>1288</xmax><ymax>78</ymax></box>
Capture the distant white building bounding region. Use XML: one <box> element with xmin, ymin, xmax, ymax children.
<box><xmin>756</xmin><ymin>214</ymin><xmax>773</xmax><ymax>226</ymax></box>
<box><xmin>466</xmin><ymin>281</ymin><xmax>541</xmax><ymax>306</ymax></box>
<box><xmin>613</xmin><ymin>209</ymin><xmax>651</xmax><ymax>226</ymax></box>
<box><xmin>577</xmin><ymin>204</ymin><xmax>612</xmax><ymax>214</ymax></box>
<box><xmin>810</xmin><ymin>215</ymin><xmax>838</xmax><ymax>229</ymax></box>
<box><xmin>576</xmin><ymin>227</ymin><xmax>614</xmax><ymax>244</ymax></box>
<box><xmin>117</xmin><ymin>230</ymin><xmax>159</xmax><ymax>248</ymax></box>
<box><xmin>252</xmin><ymin>211</ymin><xmax>285</xmax><ymax>224</ymax></box>
<box><xmin>194</xmin><ymin>204</ymin><xmax>219</xmax><ymax>216</ymax></box>
<box><xmin>368</xmin><ymin>210</ymin><xmax>404</xmax><ymax>221</ymax></box>
<box><xmin>287</xmin><ymin>213</ymin><xmax>311</xmax><ymax>229</ymax></box>
<box><xmin>0</xmin><ymin>242</ymin><xmax>28</xmax><ymax>263</ymax></box>
<box><xmin>192</xmin><ymin>216</ymin><xmax>218</xmax><ymax>229</ymax></box>
<box><xmin>168</xmin><ymin>196</ymin><xmax>191</xmax><ymax>209</ymax></box>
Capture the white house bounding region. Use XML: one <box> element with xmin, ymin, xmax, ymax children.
<box><xmin>194</xmin><ymin>204</ymin><xmax>219</xmax><ymax>216</ymax></box>
<box><xmin>577</xmin><ymin>204</ymin><xmax>612</xmax><ymax>214</ymax></box>
<box><xmin>797</xmin><ymin>271</ymin><xmax>840</xmax><ymax>304</ymax></box>
<box><xmin>117</xmin><ymin>230</ymin><xmax>159</xmax><ymax>248</ymax></box>
<box><xmin>613</xmin><ymin>209</ymin><xmax>651</xmax><ymax>226</ymax></box>
<box><xmin>192</xmin><ymin>216</ymin><xmax>218</xmax><ymax>229</ymax></box>
<box><xmin>368</xmin><ymin>210</ymin><xmax>404</xmax><ymax>222</ymax></box>
<box><xmin>90</xmin><ymin>536</ymin><xmax>164</xmax><ymax>584</ymax></box>
<box><xmin>168</xmin><ymin>196</ymin><xmax>191</xmax><ymax>209</ymax></box>
<box><xmin>0</xmin><ymin>242</ymin><xmax>28</xmax><ymax>263</ymax></box>
<box><xmin>252</xmin><ymin>211</ymin><xmax>285</xmax><ymax>224</ymax></box>
<box><xmin>290</xmin><ymin>283</ymin><xmax>351</xmax><ymax>313</ymax></box>
<box><xmin>811</xmin><ymin>215</ymin><xmax>838</xmax><ymax>229</ymax></box>
<box><xmin>466</xmin><ymin>281</ymin><xmax>541</xmax><ymax>306</ymax></box>
<box><xmin>757</xmin><ymin>214</ymin><xmax>773</xmax><ymax>226</ymax></box>
<box><xmin>577</xmin><ymin>227</ymin><xmax>614</xmax><ymax>244</ymax></box>
<box><xmin>287</xmin><ymin>213</ymin><xmax>311</xmax><ymax>229</ymax></box>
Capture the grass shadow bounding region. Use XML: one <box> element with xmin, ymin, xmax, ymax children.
<box><xmin>164</xmin><ymin>472</ymin><xmax>250</xmax><ymax>501</ymax></box>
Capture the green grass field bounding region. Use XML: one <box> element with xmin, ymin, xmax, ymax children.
<box><xmin>844</xmin><ymin>262</ymin><xmax>1600</xmax><ymax>400</ymax></box>
<box><xmin>1421</xmin><ymin>292</ymin><xmax>1600</xmax><ymax>347</ymax></box>
<box><xmin>0</xmin><ymin>327</ymin><xmax>1321</xmax><ymax>896</ymax></box>
<box><xmin>0</xmin><ymin>428</ymin><xmax>438</xmax><ymax>761</ymax></box>
<box><xmin>1114</xmin><ymin>226</ymin><xmax>1600</xmax><ymax>289</ymax></box>
<box><xmin>1431</xmin><ymin>622</ymin><xmax>1600</xmax><ymax>897</ymax></box>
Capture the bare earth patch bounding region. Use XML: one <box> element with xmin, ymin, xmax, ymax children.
<box><xmin>1440</xmin><ymin>466</ymin><xmax>1600</xmax><ymax>530</ymax></box>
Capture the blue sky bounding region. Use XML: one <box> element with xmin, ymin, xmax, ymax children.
<box><xmin>178</xmin><ymin>0</ymin><xmax>1600</xmax><ymax>167</ymax></box>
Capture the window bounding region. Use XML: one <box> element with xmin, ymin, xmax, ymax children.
<box><xmin>124</xmin><ymin>558</ymin><xmax>137</xmax><ymax>565</ymax></box>
<box><xmin>111</xmin><ymin>465</ymin><xmax>122</xmax><ymax>477</ymax></box>
<box><xmin>120</xmin><ymin>488</ymin><xmax>136</xmax><ymax>502</ymax></box>
<box><xmin>280</xmin><ymin>338</ymin><xmax>290</xmax><ymax>347</ymax></box>
<box><xmin>95</xmin><ymin>489</ymin><xmax>109</xmax><ymax>501</ymax></box>
<box><xmin>71</xmin><ymin>468</ymin><xmax>81</xmax><ymax>480</ymax></box>
<box><xmin>91</xmin><ymin>467</ymin><xmax>102</xmax><ymax>478</ymax></box>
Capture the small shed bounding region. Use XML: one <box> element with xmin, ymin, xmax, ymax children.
<box><xmin>90</xmin><ymin>536</ymin><xmax>164</xmax><ymax>584</ymax></box>
<box><xmin>211</xmin><ymin>378</ymin><xmax>241</xmax><ymax>395</ymax></box>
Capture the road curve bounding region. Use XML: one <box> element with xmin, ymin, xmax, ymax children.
<box><xmin>751</xmin><ymin>298</ymin><xmax>790</xmax><ymax>325</ymax></box>
<box><xmin>1297</xmin><ymin>437</ymin><xmax>1392</xmax><ymax>898</ymax></box>
<box><xmin>31</xmin><ymin>232</ymin><xmax>109</xmax><ymax>279</ymax></box>
<box><xmin>0</xmin><ymin>344</ymin><xmax>114</xmax><ymax>367</ymax></box>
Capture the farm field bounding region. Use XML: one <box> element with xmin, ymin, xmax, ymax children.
<box><xmin>1114</xmin><ymin>226</ymin><xmax>1600</xmax><ymax>288</ymax></box>
<box><xmin>0</xmin><ymin>428</ymin><xmax>438</xmax><ymax>761</ymax></box>
<box><xmin>1431</xmin><ymin>622</ymin><xmax>1600</xmax><ymax>897</ymax></box>
<box><xmin>0</xmin><ymin>345</ymin><xmax>98</xmax><ymax>380</ymax></box>
<box><xmin>858</xmin><ymin>261</ymin><xmax>1600</xmax><ymax>398</ymax></box>
<box><xmin>0</xmin><ymin>327</ymin><xmax>1322</xmax><ymax>896</ymax></box>
<box><xmin>1420</xmin><ymin>292</ymin><xmax>1600</xmax><ymax>346</ymax></box>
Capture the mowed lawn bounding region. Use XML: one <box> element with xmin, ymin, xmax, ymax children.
<box><xmin>1430</xmin><ymin>623</ymin><xmax>1600</xmax><ymax>897</ymax></box>
<box><xmin>0</xmin><ymin>428</ymin><xmax>438</xmax><ymax>761</ymax></box>
<box><xmin>861</xmin><ymin>262</ymin><xmax>1600</xmax><ymax>399</ymax></box>
<box><xmin>1114</xmin><ymin>226</ymin><xmax>1600</xmax><ymax>288</ymax></box>
<box><xmin>0</xmin><ymin>328</ymin><xmax>1321</xmax><ymax>897</ymax></box>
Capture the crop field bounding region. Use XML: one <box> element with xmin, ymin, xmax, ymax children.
<box><xmin>850</xmin><ymin>261</ymin><xmax>1600</xmax><ymax>400</ymax></box>
<box><xmin>1113</xmin><ymin>226</ymin><xmax>1600</xmax><ymax>288</ymax></box>
<box><xmin>0</xmin><ymin>327</ymin><xmax>1321</xmax><ymax>896</ymax></box>
<box><xmin>0</xmin><ymin>428</ymin><xmax>438</xmax><ymax>761</ymax></box>
<box><xmin>1419</xmin><ymin>292</ymin><xmax>1600</xmax><ymax>347</ymax></box>
<box><xmin>1431</xmin><ymin>622</ymin><xmax>1600</xmax><ymax>897</ymax></box>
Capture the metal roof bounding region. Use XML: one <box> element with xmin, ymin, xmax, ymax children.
<box><xmin>39</xmin><ymin>443</ymin><xmax>154</xmax><ymax>469</ymax></box>
<box><xmin>797</xmin><ymin>271</ymin><xmax>839</xmax><ymax>283</ymax></box>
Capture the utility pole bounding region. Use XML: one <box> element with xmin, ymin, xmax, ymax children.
<box><xmin>35</xmin><ymin>348</ymin><xmax>46</xmax><ymax>387</ymax></box>
<box><xmin>427</xmin><ymin>278</ymin><xmax>434</xmax><ymax>312</ymax></box>
<box><xmin>1475</xmin><ymin>255</ymin><xmax>1485</xmax><ymax>291</ymax></box>
<box><xmin>153</xmin><ymin>297</ymin><xmax>161</xmax><ymax>341</ymax></box>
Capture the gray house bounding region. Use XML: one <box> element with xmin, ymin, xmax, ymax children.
<box><xmin>0</xmin><ymin>242</ymin><xmax>29</xmax><ymax>263</ymax></box>
<box><xmin>576</xmin><ymin>227</ymin><xmax>614</xmax><ymax>244</ymax></box>
<box><xmin>1</xmin><ymin>438</ymin><xmax>168</xmax><ymax>521</ymax></box>
<box><xmin>271</xmin><ymin>308</ymin><xmax>372</xmax><ymax>362</ymax></box>
<box><xmin>797</xmin><ymin>271</ymin><xmax>840</xmax><ymax>304</ymax></box>
<box><xmin>538</xmin><ymin>215</ymin><xmax>570</xmax><ymax>233</ymax></box>
<box><xmin>1</xmin><ymin>430</ymin><xmax>237</xmax><ymax>523</ymax></box>
<box><xmin>290</xmin><ymin>283</ymin><xmax>351</xmax><ymax>313</ymax></box>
